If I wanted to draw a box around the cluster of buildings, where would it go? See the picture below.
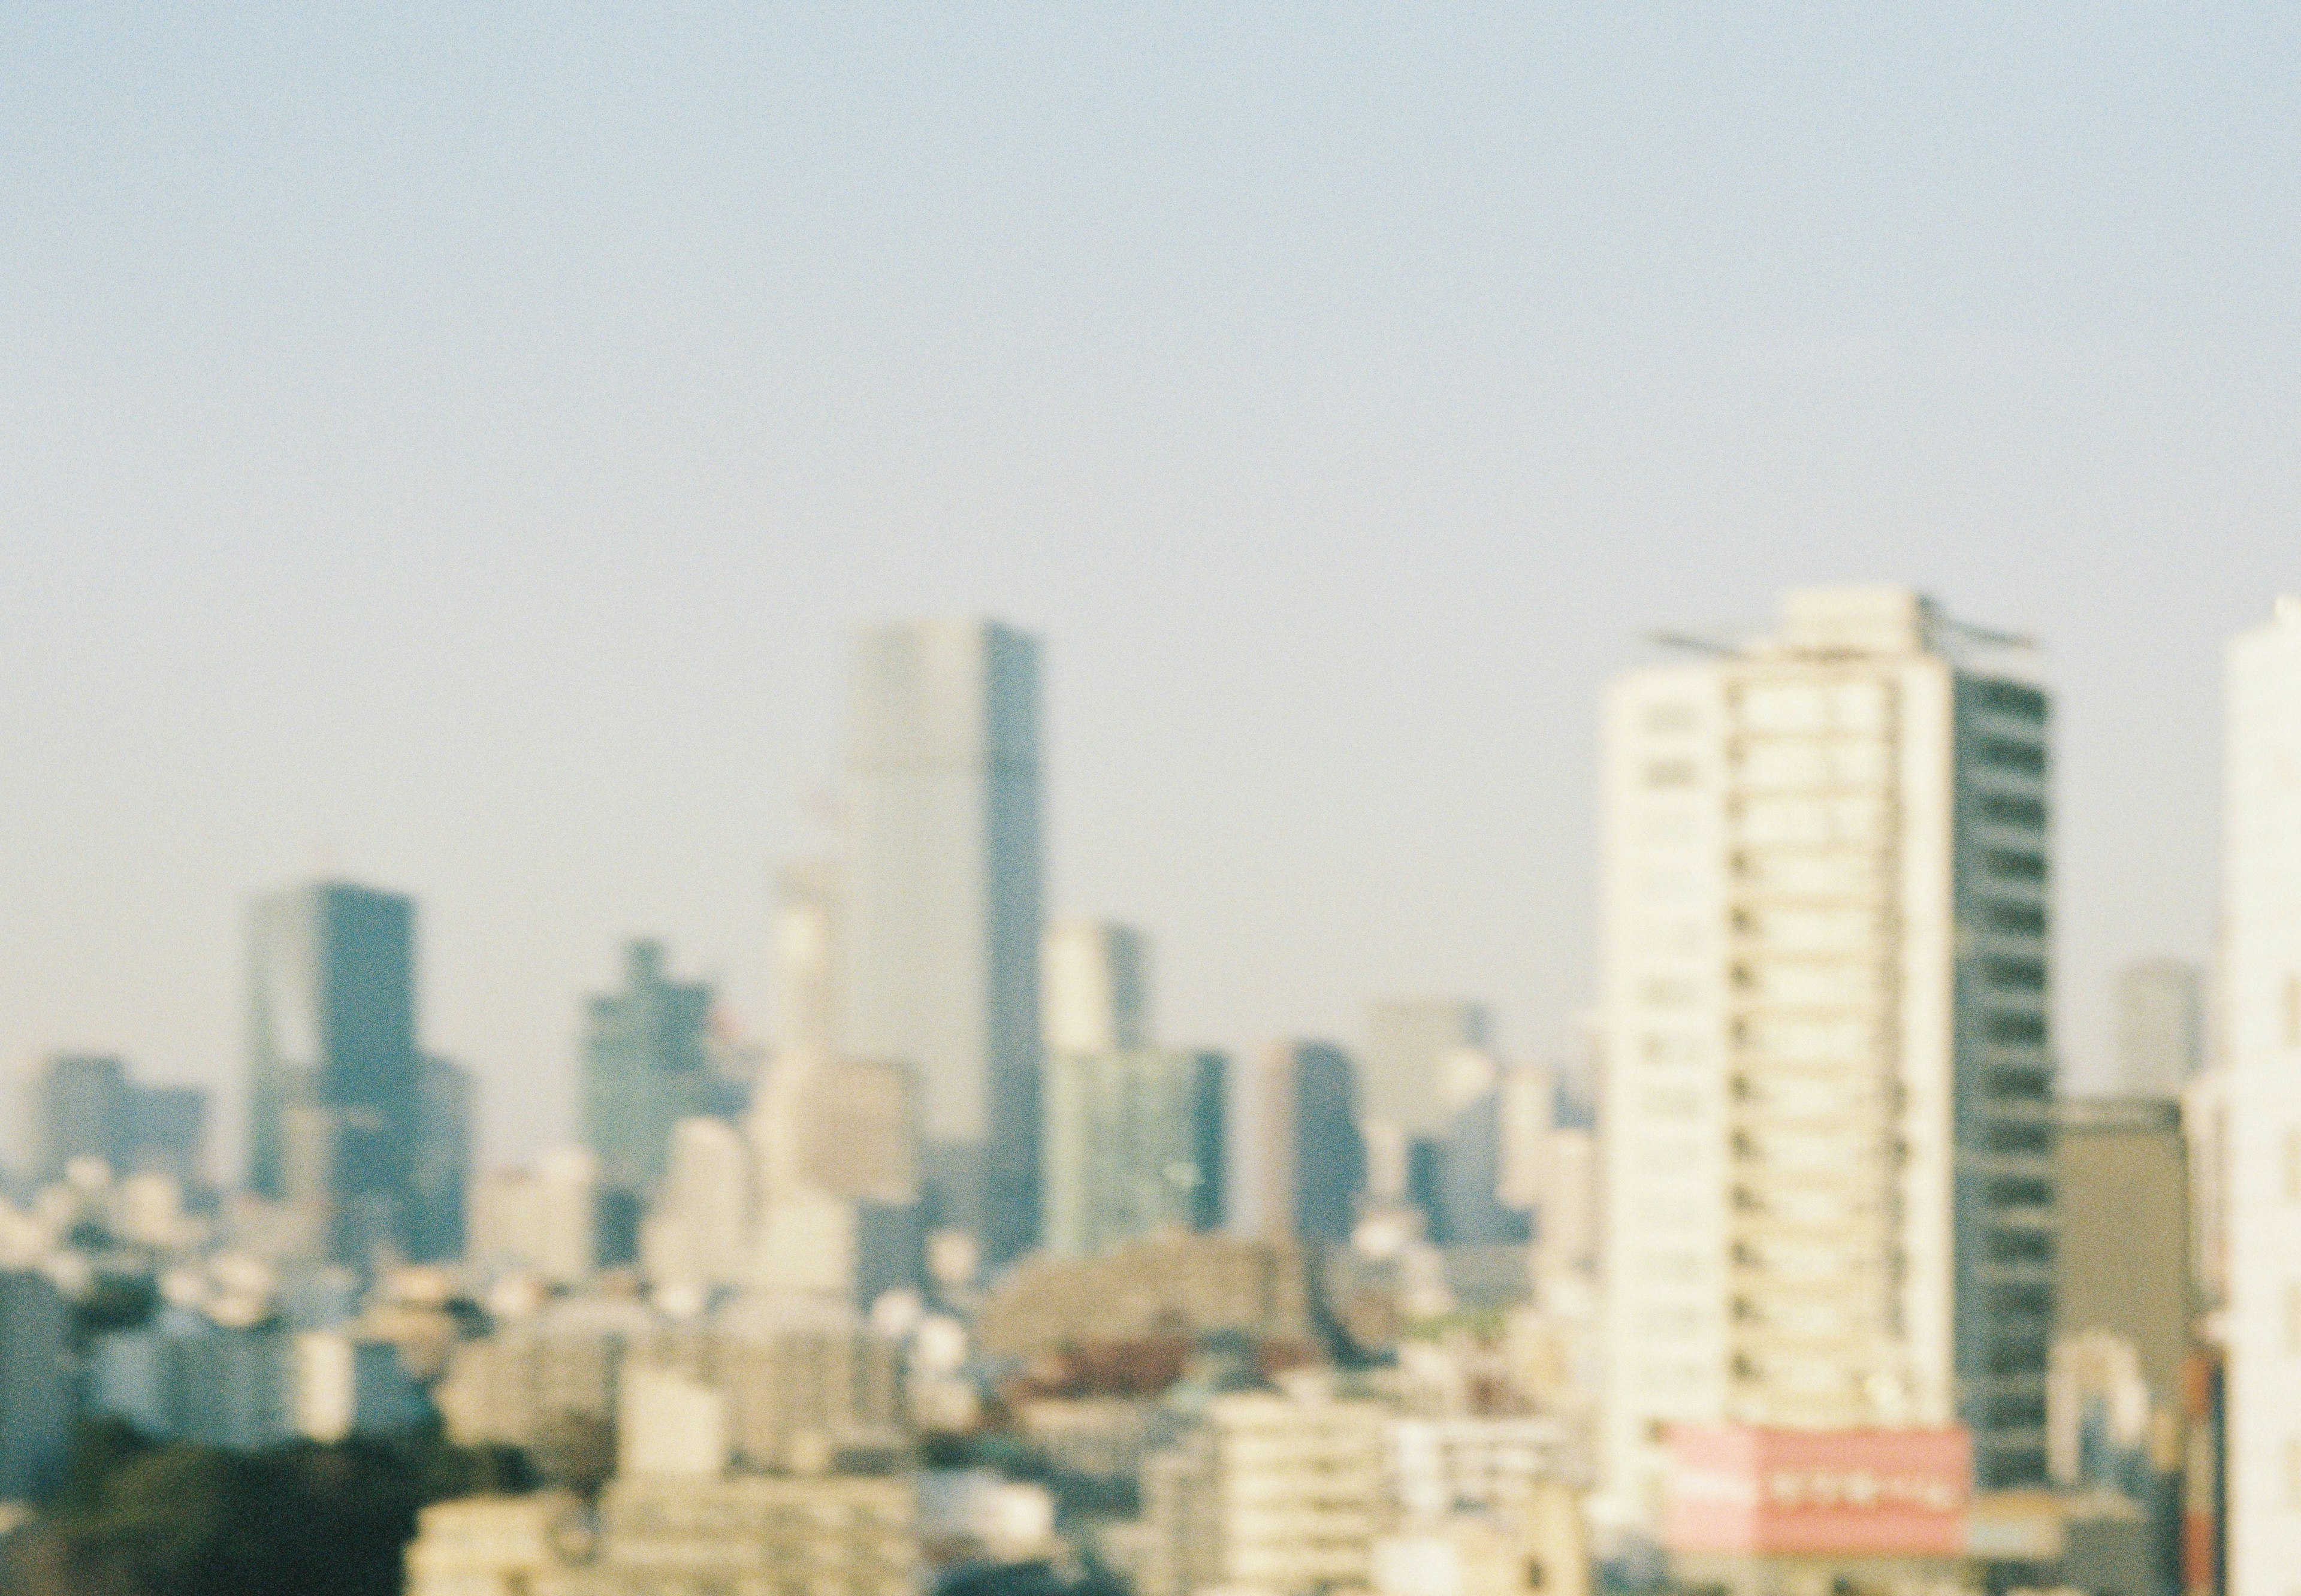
[6,589,2301,1596]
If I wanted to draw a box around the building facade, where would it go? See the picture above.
[1042,1047,1225,1257]
[1255,1040,1367,1246]
[579,941,730,1198]
[840,618,1044,1266]
[2223,596,2301,1592]
[1599,587,2056,1523]
[246,881,422,1263]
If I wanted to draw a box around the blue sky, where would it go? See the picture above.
[4,4,2297,1164]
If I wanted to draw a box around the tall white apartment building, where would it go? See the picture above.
[2223,597,2301,1593]
[1598,587,2054,1524]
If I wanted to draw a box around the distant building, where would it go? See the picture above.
[840,619,1044,1266]
[0,1271,72,1501]
[1426,1048,1535,1248]
[1043,920,1150,1056]
[1042,1047,1225,1258]
[407,1056,472,1264]
[2055,1097,2193,1411]
[2115,957,2205,1098]
[470,1146,600,1286]
[2221,596,2301,1585]
[1139,1392,1386,1596]
[974,1230,1314,1359]
[1254,1040,1365,1246]
[579,941,731,1198]
[1364,999,1493,1154]
[33,1053,131,1181]
[640,1117,751,1289]
[246,881,422,1264]
[126,1083,207,1185]
[90,1311,295,1451]
[1601,587,2056,1521]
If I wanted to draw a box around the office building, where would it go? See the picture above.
[2222,596,2301,1589]
[247,881,422,1263]
[975,1230,1315,1358]
[2055,1097,2192,1413]
[1043,1047,1225,1257]
[1139,1392,1387,1596]
[127,1083,207,1185]
[407,1056,471,1263]
[1043,920,1150,1056]
[1427,1050,1536,1249]
[1599,587,2056,1522]
[32,1052,131,1181]
[640,1116,752,1290]
[470,1147,601,1286]
[0,1270,72,1501]
[1253,1040,1366,1246]
[2115,957,2206,1099]
[1364,999,1493,1152]
[579,941,730,1197]
[840,619,1044,1265]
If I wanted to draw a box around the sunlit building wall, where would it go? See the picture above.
[1599,586,2055,1523]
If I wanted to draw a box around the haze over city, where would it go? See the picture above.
[7,7,2296,1166]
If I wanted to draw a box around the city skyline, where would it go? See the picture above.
[6,9,2297,1173]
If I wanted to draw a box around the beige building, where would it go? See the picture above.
[405,1476,917,1596]
[2052,1096,2192,1405]
[974,1229,1312,1358]
[1599,587,2056,1522]
[1139,1392,1387,1596]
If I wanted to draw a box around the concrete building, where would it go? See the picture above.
[639,1116,751,1290]
[2222,596,2301,1591]
[408,1055,471,1264]
[470,1146,600,1286]
[405,1475,917,1596]
[579,941,732,1199]
[1254,1039,1367,1246]
[841,619,1043,1266]
[1139,1391,1387,1596]
[2054,1097,2193,1411]
[2116,956,2206,1099]
[32,1052,132,1181]
[1366,999,1494,1144]
[0,1270,71,1503]
[1042,1047,1225,1258]
[246,881,422,1264]
[1043,919,1150,1057]
[126,1083,207,1186]
[1599,587,2057,1522]
[974,1229,1314,1359]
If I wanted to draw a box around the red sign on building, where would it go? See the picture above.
[1665,1425,1973,1556]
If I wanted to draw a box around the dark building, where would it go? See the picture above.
[581,941,732,1196]
[0,1270,73,1501]
[246,881,421,1264]
[34,1053,132,1180]
[1257,1041,1366,1247]
[128,1084,209,1185]
[408,1056,473,1262]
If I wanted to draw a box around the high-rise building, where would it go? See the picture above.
[580,941,729,1198]
[1043,1048,1226,1257]
[1043,920,1150,1057]
[2115,957,2206,1098]
[408,1056,472,1263]
[2221,596,2301,1588]
[1599,587,2056,1521]
[246,882,422,1264]
[127,1084,208,1186]
[1253,1041,1366,1246]
[1363,999,1492,1148]
[840,619,1043,1266]
[33,1052,132,1180]
[1426,1048,1536,1249]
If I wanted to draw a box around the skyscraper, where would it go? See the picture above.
[841,619,1043,1266]
[246,882,421,1263]
[2113,957,2205,1098]
[1363,999,1492,1140]
[1043,920,1149,1057]
[580,940,727,1198]
[1253,1041,1366,1247]
[1599,587,2055,1521]
[409,1056,473,1263]
[33,1053,132,1180]
[1043,1048,1227,1258]
[127,1084,208,1186]
[2221,596,2301,1586]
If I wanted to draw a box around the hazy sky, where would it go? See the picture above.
[5,5,2297,1170]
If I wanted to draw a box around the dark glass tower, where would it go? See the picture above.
[579,940,724,1198]
[246,882,419,1263]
